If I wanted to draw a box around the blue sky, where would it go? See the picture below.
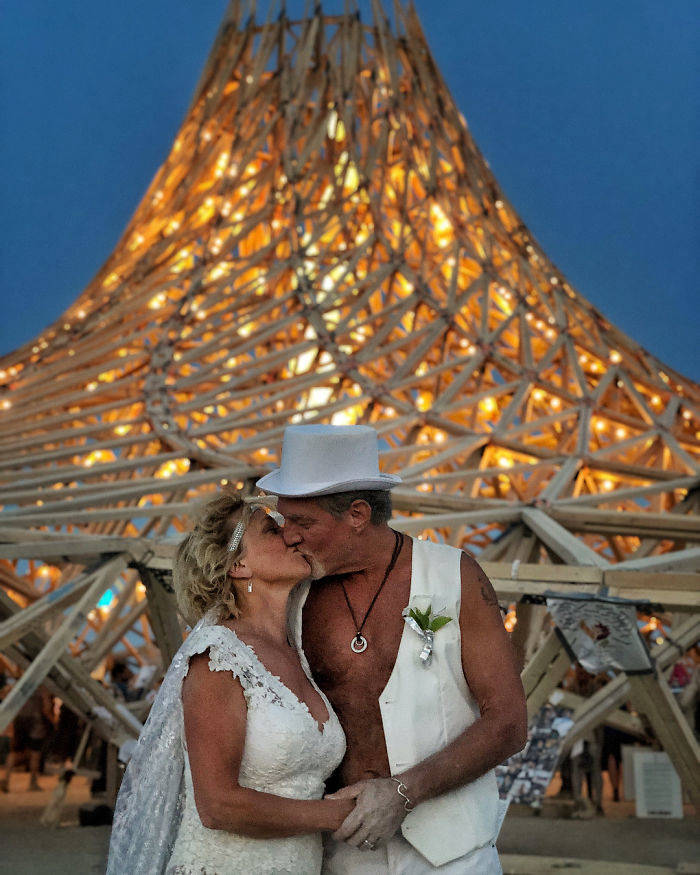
[1,0,697,377]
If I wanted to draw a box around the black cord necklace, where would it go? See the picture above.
[341,529,404,654]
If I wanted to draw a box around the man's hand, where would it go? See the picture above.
[326,778,408,848]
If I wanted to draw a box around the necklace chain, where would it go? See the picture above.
[340,529,403,653]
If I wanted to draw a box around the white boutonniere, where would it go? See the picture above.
[402,597,453,666]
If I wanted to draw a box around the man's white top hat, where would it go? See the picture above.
[256,424,402,496]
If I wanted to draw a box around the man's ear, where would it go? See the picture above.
[348,499,372,533]
[228,559,252,580]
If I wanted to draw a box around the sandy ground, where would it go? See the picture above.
[0,774,698,874]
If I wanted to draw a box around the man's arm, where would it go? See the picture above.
[330,553,527,847]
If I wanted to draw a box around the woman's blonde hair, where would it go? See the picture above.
[173,488,252,624]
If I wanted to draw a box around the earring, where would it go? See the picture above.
[247,581,253,593]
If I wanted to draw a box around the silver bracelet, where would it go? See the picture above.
[391,777,415,812]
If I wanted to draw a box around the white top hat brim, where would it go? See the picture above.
[256,469,402,497]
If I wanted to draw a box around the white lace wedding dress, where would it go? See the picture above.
[107,615,346,875]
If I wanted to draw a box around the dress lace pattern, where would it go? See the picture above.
[107,614,345,875]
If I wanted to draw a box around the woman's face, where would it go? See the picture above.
[235,509,311,584]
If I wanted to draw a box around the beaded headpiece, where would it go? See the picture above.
[227,493,282,555]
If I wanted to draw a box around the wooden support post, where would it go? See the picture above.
[627,671,700,811]
[138,565,183,667]
[105,742,121,809]
[521,630,571,721]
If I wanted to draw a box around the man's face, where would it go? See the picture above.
[276,497,354,579]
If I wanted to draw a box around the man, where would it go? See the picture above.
[257,424,527,873]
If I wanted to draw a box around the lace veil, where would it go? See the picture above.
[106,610,218,875]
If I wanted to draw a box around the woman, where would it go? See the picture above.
[107,490,350,874]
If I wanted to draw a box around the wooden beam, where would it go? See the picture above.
[521,631,571,720]
[0,553,130,734]
[0,570,93,651]
[550,507,700,542]
[138,565,183,667]
[615,547,700,573]
[627,672,700,810]
[522,508,610,568]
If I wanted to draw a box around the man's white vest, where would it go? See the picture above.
[288,535,502,868]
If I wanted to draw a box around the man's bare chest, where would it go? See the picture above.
[302,574,411,702]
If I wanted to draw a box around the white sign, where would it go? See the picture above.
[633,750,683,818]
[547,596,653,673]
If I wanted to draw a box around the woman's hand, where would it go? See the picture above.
[322,794,356,832]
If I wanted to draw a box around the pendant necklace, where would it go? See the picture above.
[341,529,404,654]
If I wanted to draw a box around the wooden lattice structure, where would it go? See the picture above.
[0,0,698,810]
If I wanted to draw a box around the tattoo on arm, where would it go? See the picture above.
[462,551,502,612]
[480,583,500,609]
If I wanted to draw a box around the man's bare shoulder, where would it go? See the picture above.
[459,551,501,613]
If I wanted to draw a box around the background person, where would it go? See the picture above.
[0,687,54,793]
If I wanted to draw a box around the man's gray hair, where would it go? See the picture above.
[314,489,393,525]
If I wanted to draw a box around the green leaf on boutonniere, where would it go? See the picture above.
[429,615,452,632]
[409,607,429,630]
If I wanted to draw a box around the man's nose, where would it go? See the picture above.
[282,526,302,546]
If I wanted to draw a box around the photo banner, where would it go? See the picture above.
[546,594,653,674]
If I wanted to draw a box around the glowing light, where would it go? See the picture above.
[430,203,453,248]
[609,350,622,363]
[497,455,514,468]
[98,589,114,608]
[102,272,120,290]
[594,419,606,432]
[601,479,614,491]
[550,397,562,410]
[615,427,627,439]
[114,424,131,436]
[83,449,115,467]
[331,409,358,426]
[149,292,167,310]
[86,382,98,392]
[651,395,662,407]
[155,458,190,479]
[416,392,432,412]
[1,400,11,410]
[479,397,497,415]
[682,410,692,420]
[532,389,545,402]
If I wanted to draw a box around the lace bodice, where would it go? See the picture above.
[165,624,346,875]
